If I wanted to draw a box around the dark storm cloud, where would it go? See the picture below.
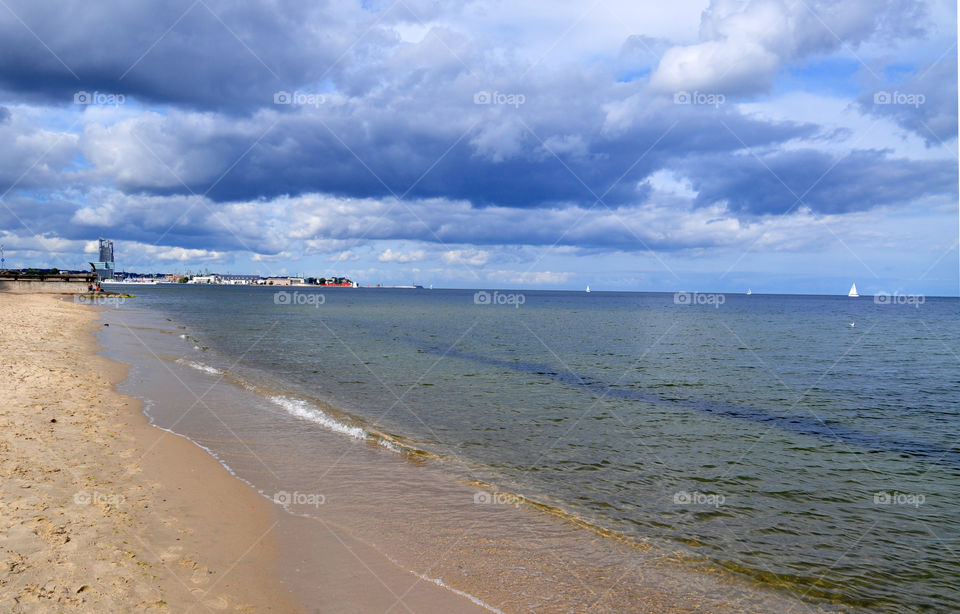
[0,0,363,111]
[685,149,957,215]
[857,58,958,146]
[2,190,288,256]
[0,195,76,235]
[0,111,78,192]
[80,96,817,211]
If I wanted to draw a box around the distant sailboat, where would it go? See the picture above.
[848,283,859,298]
[585,285,591,293]
[746,288,752,295]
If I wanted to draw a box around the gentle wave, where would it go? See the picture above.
[175,358,224,376]
[169,354,415,456]
[269,395,368,440]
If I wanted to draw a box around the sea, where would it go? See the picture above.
[96,286,959,612]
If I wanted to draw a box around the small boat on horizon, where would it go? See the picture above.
[585,285,591,293]
[848,283,859,298]
[746,288,752,295]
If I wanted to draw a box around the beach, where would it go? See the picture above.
[0,292,298,611]
[0,293,524,613]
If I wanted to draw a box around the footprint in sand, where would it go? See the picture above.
[202,594,230,610]
[159,545,182,564]
[190,566,213,585]
[5,551,27,574]
[32,519,70,545]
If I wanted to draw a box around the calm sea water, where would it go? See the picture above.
[104,286,959,611]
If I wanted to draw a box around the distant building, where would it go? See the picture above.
[188,275,218,284]
[265,277,292,286]
[92,238,115,280]
[219,274,260,285]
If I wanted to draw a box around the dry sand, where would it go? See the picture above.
[0,293,298,612]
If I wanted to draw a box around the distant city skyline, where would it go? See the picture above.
[0,1,956,295]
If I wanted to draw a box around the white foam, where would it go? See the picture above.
[412,573,505,614]
[175,358,223,376]
[379,553,505,614]
[269,395,368,440]
[378,439,401,453]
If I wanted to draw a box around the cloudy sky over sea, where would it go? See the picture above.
[0,0,956,293]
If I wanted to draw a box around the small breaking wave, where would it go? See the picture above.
[265,394,426,457]
[269,395,368,440]
[175,358,224,376]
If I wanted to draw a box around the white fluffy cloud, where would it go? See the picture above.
[442,249,490,266]
[650,0,899,94]
[145,246,225,262]
[483,269,572,285]
[379,248,426,263]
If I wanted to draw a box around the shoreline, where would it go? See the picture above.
[96,295,821,613]
[1,292,502,613]
[0,293,298,611]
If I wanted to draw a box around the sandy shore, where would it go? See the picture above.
[0,293,298,612]
[0,291,814,613]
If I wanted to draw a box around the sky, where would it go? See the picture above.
[0,0,957,295]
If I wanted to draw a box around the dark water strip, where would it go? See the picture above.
[424,345,960,467]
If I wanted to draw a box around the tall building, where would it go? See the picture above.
[98,238,114,263]
[93,238,115,280]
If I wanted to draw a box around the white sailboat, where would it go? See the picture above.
[585,285,591,293]
[746,288,752,295]
[848,283,859,298]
